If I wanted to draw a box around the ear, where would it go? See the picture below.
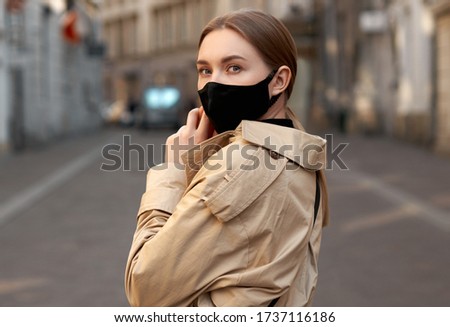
[270,65,291,97]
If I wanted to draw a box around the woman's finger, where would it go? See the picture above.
[195,108,214,143]
[185,108,200,132]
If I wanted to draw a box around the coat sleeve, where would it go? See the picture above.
[124,162,248,307]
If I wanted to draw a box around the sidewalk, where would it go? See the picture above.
[328,131,450,220]
[0,129,120,227]
[0,127,449,306]
[0,127,167,306]
[314,131,450,306]
[330,134,450,227]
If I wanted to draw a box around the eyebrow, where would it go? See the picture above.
[196,55,247,66]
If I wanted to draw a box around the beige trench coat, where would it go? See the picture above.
[125,119,329,306]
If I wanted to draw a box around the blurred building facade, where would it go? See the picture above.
[99,0,450,154]
[0,0,104,153]
[429,0,450,153]
[314,0,450,154]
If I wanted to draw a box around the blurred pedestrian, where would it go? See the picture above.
[125,9,329,307]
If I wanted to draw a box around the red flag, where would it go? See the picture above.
[61,10,81,44]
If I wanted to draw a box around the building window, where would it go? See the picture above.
[118,20,124,58]
[151,0,218,52]
[153,6,173,50]
[123,15,137,57]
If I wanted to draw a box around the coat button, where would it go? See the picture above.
[269,150,281,159]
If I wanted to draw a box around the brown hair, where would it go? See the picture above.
[199,9,298,98]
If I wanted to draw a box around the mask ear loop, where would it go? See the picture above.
[268,67,282,107]
[269,93,281,107]
[267,68,279,80]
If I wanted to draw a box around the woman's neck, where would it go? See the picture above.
[259,94,287,120]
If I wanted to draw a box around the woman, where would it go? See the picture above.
[125,9,329,307]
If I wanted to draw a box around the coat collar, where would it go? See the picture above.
[181,119,327,184]
[239,120,327,170]
[181,130,235,185]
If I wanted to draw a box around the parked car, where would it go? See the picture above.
[138,85,185,129]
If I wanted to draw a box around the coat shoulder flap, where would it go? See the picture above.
[203,142,288,223]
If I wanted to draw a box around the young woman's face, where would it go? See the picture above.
[196,28,272,90]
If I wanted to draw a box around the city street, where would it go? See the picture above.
[0,126,449,306]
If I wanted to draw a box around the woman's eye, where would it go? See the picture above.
[198,68,211,76]
[227,65,241,73]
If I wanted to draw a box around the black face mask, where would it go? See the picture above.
[198,69,281,133]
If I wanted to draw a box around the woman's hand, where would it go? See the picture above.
[165,107,215,163]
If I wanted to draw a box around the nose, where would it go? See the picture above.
[209,71,224,84]
[198,71,225,90]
